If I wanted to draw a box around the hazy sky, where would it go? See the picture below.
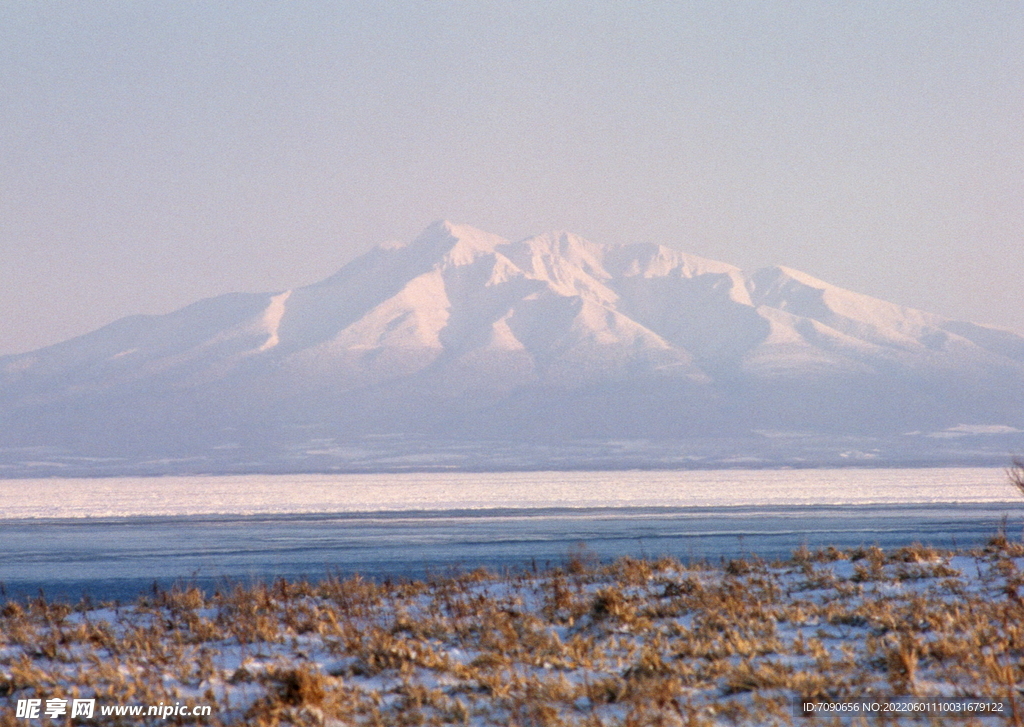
[2,1,1022,356]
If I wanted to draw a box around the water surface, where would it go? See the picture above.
[0,468,1017,600]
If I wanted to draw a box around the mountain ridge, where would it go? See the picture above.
[2,221,1022,473]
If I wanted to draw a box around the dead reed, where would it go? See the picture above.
[2,540,1023,725]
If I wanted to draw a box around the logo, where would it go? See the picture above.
[16,699,95,719]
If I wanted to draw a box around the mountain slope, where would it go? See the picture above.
[2,221,1022,468]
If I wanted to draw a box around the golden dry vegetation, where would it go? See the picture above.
[3,539,1024,726]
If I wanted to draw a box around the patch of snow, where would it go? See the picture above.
[927,424,1024,438]
[258,290,292,351]
[486,313,526,351]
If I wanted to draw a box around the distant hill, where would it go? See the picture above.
[2,221,1022,475]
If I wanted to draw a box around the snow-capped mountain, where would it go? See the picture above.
[2,221,1023,472]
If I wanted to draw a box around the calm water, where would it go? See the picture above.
[0,501,1017,601]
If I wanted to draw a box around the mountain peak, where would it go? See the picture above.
[410,220,507,266]
[510,230,608,277]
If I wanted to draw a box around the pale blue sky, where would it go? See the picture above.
[2,1,1022,355]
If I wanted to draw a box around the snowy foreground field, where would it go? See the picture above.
[4,539,1024,726]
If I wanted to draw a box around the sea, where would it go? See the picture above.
[0,468,1019,601]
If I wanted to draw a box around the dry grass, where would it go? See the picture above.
[2,540,1024,725]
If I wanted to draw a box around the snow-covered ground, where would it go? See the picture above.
[3,542,1022,726]
[0,467,1015,519]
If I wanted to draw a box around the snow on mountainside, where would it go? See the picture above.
[1,221,1023,467]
